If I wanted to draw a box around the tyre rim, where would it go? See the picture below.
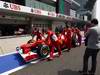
[42,49,48,55]
[41,45,49,55]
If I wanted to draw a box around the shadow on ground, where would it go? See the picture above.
[58,69,81,75]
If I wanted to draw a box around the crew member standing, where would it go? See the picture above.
[66,27,72,51]
[36,29,43,41]
[46,28,61,60]
[79,19,100,75]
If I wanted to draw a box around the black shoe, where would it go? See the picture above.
[78,70,88,75]
[78,70,84,73]
[88,71,95,75]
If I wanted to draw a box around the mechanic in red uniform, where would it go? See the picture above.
[71,27,76,47]
[57,32,66,51]
[56,33,63,56]
[32,28,37,39]
[46,27,61,60]
[61,27,68,49]
[66,27,72,51]
[36,29,43,41]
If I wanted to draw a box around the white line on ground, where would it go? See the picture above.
[0,52,59,75]
[0,52,16,57]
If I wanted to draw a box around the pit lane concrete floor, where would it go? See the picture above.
[10,45,100,75]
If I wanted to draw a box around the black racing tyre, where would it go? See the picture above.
[37,44,50,58]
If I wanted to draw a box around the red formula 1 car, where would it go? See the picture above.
[16,31,79,62]
[16,38,50,62]
[16,33,63,62]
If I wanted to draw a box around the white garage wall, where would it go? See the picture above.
[92,0,100,26]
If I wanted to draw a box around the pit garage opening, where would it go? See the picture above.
[0,14,30,36]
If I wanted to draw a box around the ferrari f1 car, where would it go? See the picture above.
[16,32,79,62]
[16,38,50,62]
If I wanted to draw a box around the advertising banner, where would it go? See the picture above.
[0,1,74,21]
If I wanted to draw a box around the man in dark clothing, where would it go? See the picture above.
[79,19,100,75]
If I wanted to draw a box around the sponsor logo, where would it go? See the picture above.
[10,3,20,11]
[3,2,9,8]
